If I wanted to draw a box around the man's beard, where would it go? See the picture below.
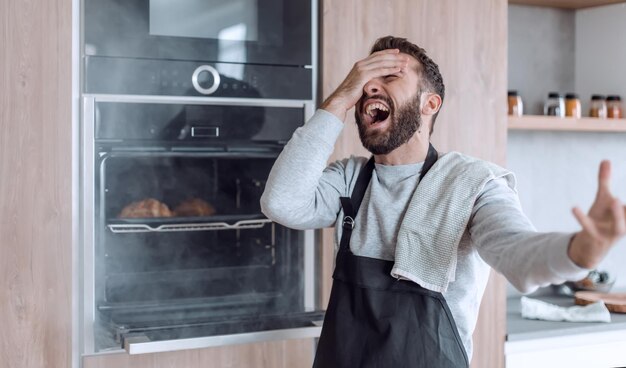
[355,94,422,155]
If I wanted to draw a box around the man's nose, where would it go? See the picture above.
[363,78,382,96]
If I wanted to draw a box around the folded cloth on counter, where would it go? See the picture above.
[521,296,611,323]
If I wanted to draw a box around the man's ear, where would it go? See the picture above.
[421,93,442,117]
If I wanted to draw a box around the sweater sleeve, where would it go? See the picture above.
[469,177,590,294]
[260,109,348,230]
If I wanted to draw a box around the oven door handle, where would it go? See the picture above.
[123,325,323,355]
[191,126,219,138]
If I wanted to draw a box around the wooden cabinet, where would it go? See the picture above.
[0,1,73,368]
[83,340,315,368]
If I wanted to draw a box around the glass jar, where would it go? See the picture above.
[589,95,607,118]
[606,95,623,119]
[565,93,581,118]
[508,90,523,116]
[544,92,565,117]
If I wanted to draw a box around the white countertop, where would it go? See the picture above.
[507,294,626,342]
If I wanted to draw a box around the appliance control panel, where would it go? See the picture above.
[85,56,311,100]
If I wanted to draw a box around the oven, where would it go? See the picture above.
[80,0,320,354]
[81,95,323,354]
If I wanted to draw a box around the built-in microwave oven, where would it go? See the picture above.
[83,0,313,99]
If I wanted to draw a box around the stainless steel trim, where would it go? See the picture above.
[124,326,323,355]
[72,0,81,366]
[191,65,221,95]
[303,230,316,312]
[108,219,273,233]
[311,0,318,107]
[82,94,311,108]
[81,96,96,355]
[304,101,315,121]
[102,151,278,158]
[304,2,318,314]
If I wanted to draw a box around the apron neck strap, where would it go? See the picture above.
[420,143,438,182]
[338,143,438,253]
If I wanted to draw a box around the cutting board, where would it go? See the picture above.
[574,291,626,313]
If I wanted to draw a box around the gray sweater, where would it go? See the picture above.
[260,109,588,359]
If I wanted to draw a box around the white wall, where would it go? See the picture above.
[507,3,626,295]
[508,131,626,294]
[508,5,575,115]
[576,3,626,114]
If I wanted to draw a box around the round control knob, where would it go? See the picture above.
[191,65,221,95]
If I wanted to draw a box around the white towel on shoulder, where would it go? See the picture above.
[391,152,515,293]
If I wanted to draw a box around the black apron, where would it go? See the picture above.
[313,144,469,368]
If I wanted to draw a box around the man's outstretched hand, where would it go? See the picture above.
[569,160,626,269]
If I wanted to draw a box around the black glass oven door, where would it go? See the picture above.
[84,0,311,67]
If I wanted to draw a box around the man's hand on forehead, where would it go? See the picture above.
[320,49,408,121]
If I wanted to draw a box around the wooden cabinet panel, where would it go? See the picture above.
[82,340,314,368]
[0,1,73,368]
[320,0,507,161]
[320,1,507,367]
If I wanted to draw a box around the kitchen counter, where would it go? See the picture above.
[505,292,626,368]
[507,293,626,341]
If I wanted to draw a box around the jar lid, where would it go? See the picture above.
[565,93,579,99]
[548,92,562,98]
[607,95,622,101]
[508,90,519,96]
[591,94,606,100]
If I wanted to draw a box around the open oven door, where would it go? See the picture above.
[121,311,324,354]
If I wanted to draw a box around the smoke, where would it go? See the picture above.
[93,153,308,351]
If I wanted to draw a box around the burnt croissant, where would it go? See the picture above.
[173,198,216,217]
[118,198,173,218]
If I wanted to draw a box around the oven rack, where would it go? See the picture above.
[107,215,272,233]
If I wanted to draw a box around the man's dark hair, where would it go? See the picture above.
[370,36,445,134]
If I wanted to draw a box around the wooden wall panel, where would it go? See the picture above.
[320,1,507,367]
[83,340,314,368]
[0,0,73,368]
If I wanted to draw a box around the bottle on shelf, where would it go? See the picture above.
[606,95,623,119]
[589,95,607,118]
[565,93,581,118]
[544,92,565,117]
[508,90,524,116]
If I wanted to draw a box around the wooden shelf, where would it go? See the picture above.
[509,0,626,9]
[508,115,626,132]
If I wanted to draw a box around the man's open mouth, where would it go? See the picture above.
[362,101,391,125]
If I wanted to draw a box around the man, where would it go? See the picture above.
[260,36,625,367]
